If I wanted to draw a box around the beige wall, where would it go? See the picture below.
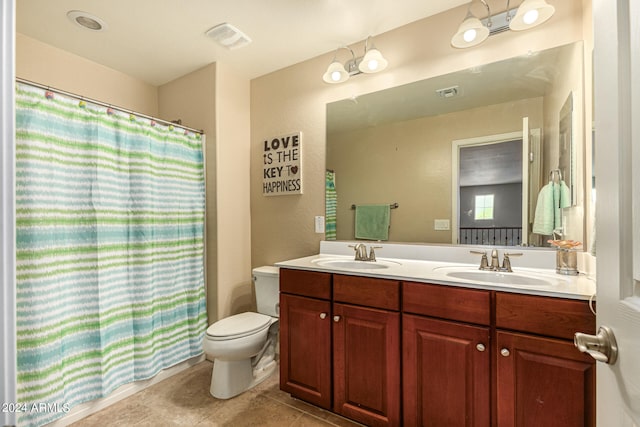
[214,63,252,318]
[157,64,219,323]
[250,0,586,267]
[327,98,543,243]
[16,34,158,116]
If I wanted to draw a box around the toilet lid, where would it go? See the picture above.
[206,312,272,340]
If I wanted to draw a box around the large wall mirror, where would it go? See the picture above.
[326,41,588,249]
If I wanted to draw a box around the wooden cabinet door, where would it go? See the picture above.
[279,293,332,409]
[333,303,401,427]
[403,314,490,427]
[496,331,596,427]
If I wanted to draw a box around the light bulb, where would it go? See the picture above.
[523,9,539,25]
[366,59,379,71]
[331,71,342,82]
[463,28,477,43]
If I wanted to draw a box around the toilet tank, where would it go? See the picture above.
[253,266,280,317]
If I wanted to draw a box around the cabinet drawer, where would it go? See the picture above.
[402,281,491,325]
[496,292,595,340]
[333,274,400,311]
[280,268,331,300]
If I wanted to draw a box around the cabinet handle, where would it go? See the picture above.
[319,312,327,319]
[476,343,486,352]
[333,315,341,322]
[500,348,511,357]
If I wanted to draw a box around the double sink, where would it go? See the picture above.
[311,256,555,289]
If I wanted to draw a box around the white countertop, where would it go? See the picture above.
[275,241,597,301]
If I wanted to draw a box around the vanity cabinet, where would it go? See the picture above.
[279,269,332,409]
[495,292,596,427]
[280,269,595,427]
[402,282,491,426]
[280,269,401,426]
[332,275,401,427]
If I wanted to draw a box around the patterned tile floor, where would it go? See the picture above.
[70,361,363,427]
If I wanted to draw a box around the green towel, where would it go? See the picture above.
[355,204,390,241]
[532,182,554,235]
[533,181,571,235]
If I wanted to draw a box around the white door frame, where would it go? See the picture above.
[1,0,17,426]
[451,127,529,246]
[594,0,640,424]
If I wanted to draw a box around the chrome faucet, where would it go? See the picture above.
[348,243,382,261]
[490,249,501,270]
[470,249,523,272]
[350,243,369,261]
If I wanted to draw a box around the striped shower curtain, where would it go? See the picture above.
[14,83,207,426]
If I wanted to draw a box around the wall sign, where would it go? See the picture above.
[262,132,302,196]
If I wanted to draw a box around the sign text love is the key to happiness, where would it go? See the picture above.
[262,132,302,195]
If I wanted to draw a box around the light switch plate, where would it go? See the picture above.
[315,216,325,233]
[434,219,450,231]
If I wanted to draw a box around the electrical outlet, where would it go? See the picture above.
[315,216,325,233]
[434,219,450,231]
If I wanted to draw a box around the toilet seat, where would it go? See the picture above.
[206,312,272,341]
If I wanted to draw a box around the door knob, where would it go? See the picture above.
[574,325,618,365]
[333,315,341,322]
[319,312,327,319]
[476,343,486,352]
[500,348,510,357]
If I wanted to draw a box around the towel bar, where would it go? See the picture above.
[351,203,398,210]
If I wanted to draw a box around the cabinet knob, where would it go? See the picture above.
[500,348,511,357]
[476,343,486,352]
[333,315,341,322]
[319,312,327,319]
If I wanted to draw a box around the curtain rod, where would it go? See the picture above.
[16,78,204,135]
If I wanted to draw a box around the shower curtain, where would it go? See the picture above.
[14,83,207,427]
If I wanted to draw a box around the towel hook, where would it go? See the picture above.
[549,169,562,183]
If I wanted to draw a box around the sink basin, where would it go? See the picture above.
[312,258,401,270]
[445,270,552,287]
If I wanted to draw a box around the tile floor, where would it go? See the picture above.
[70,361,364,427]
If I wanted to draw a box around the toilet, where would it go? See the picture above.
[203,266,280,399]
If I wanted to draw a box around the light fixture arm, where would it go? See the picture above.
[505,0,512,22]
[479,0,492,28]
[332,46,356,64]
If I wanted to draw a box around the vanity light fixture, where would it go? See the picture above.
[451,0,555,49]
[451,2,490,48]
[509,0,556,30]
[322,36,388,84]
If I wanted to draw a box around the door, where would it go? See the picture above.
[279,293,332,409]
[451,119,535,247]
[403,314,490,427]
[333,303,401,427]
[590,0,640,424]
[497,331,595,427]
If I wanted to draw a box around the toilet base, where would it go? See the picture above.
[209,358,277,399]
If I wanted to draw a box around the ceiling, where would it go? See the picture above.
[16,0,467,86]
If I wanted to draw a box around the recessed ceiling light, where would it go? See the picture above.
[67,10,108,32]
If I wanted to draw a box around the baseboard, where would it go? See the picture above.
[47,354,206,426]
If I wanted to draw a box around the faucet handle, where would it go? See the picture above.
[501,252,523,272]
[470,250,489,270]
[369,246,383,261]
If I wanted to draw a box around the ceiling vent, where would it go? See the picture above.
[436,86,461,99]
[206,23,252,50]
